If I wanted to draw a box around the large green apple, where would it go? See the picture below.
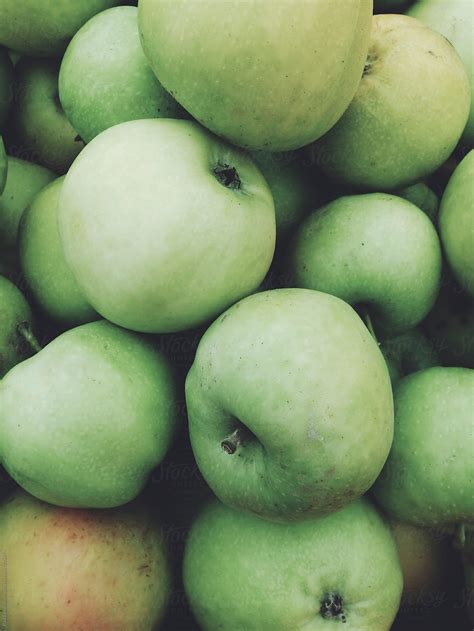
[439,151,474,297]
[0,320,179,507]
[0,46,13,128]
[59,118,276,334]
[184,498,402,630]
[287,193,442,337]
[250,150,320,240]
[0,274,35,377]
[373,367,474,529]
[19,177,97,326]
[381,329,438,383]
[0,1,125,57]
[186,288,394,523]
[408,0,474,148]
[312,14,470,190]
[0,490,171,629]
[59,6,182,144]
[0,156,55,262]
[138,0,373,151]
[7,57,84,173]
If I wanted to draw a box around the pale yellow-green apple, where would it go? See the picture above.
[390,520,454,610]
[250,150,320,239]
[423,279,474,369]
[19,177,97,326]
[397,182,439,223]
[0,156,54,264]
[0,0,125,57]
[408,0,474,147]
[0,46,13,127]
[0,490,171,630]
[0,135,6,193]
[59,118,276,334]
[381,329,438,383]
[287,193,442,337]
[373,367,474,529]
[138,0,373,151]
[0,320,179,507]
[184,498,402,630]
[186,288,394,523]
[59,6,182,144]
[312,14,470,190]
[439,151,474,297]
[0,275,35,377]
[7,57,84,173]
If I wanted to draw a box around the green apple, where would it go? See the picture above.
[59,118,276,334]
[287,193,442,337]
[381,328,438,382]
[0,490,171,629]
[7,57,85,173]
[312,14,470,190]
[408,0,474,148]
[59,6,182,144]
[0,156,55,262]
[184,498,402,630]
[373,367,474,529]
[0,320,179,507]
[397,182,439,223]
[439,151,474,297]
[250,150,320,239]
[0,1,124,57]
[423,279,474,369]
[0,45,13,127]
[0,135,6,193]
[19,177,97,326]
[138,0,372,151]
[186,288,394,523]
[0,274,35,377]
[390,520,454,609]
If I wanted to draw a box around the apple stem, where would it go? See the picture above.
[17,321,42,354]
[362,309,379,345]
[221,428,244,454]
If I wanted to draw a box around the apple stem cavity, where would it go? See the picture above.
[213,164,241,190]
[320,592,347,623]
[17,321,42,354]
[221,427,246,454]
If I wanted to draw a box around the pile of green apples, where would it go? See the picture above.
[0,0,473,629]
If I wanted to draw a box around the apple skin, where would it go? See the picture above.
[0,320,179,508]
[0,0,125,57]
[0,490,171,630]
[397,182,439,223]
[138,0,373,151]
[19,177,97,326]
[59,6,182,144]
[408,0,474,148]
[249,150,320,240]
[0,156,55,262]
[0,135,6,193]
[373,367,474,530]
[287,193,442,337]
[311,14,470,190]
[0,46,13,127]
[6,57,85,174]
[59,118,276,334]
[0,274,35,377]
[390,520,454,611]
[184,498,402,630]
[439,151,474,298]
[186,288,394,523]
[381,328,438,383]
